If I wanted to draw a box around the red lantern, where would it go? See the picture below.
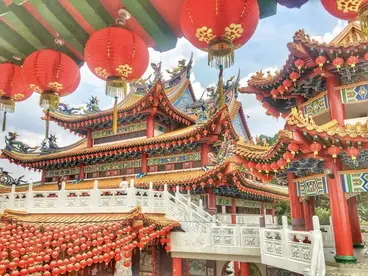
[85,27,149,99]
[320,0,359,21]
[22,49,80,110]
[270,89,278,98]
[294,59,305,72]
[332,57,344,71]
[289,72,300,83]
[180,0,260,68]
[287,143,299,155]
[327,145,341,160]
[283,151,294,163]
[347,147,360,160]
[315,56,327,68]
[270,162,280,172]
[283,79,292,90]
[256,163,263,172]
[262,101,270,109]
[256,94,264,101]
[277,85,286,96]
[347,56,359,68]
[310,142,322,157]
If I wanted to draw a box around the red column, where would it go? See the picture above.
[325,159,356,263]
[326,75,345,126]
[147,115,155,138]
[287,172,305,230]
[206,188,216,215]
[141,153,148,173]
[347,196,364,248]
[41,169,46,183]
[172,258,182,276]
[201,143,209,167]
[296,96,304,111]
[231,198,237,224]
[234,261,239,276]
[79,163,85,179]
[87,129,93,147]
[303,199,312,231]
[260,202,265,216]
[239,262,250,276]
[308,197,315,217]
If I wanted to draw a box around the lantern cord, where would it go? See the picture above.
[217,65,224,108]
[112,96,118,134]
[45,109,50,140]
[2,112,6,132]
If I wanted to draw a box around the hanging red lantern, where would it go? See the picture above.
[287,143,300,155]
[327,145,341,161]
[294,59,305,72]
[256,94,264,101]
[270,162,280,172]
[347,147,360,160]
[310,142,322,157]
[262,101,270,109]
[22,49,80,110]
[277,158,287,169]
[289,72,300,83]
[347,56,359,68]
[180,0,260,68]
[248,162,256,171]
[332,57,344,71]
[320,0,359,21]
[283,151,294,163]
[315,56,327,68]
[277,85,286,97]
[262,163,271,173]
[283,79,292,90]
[270,89,278,98]
[85,27,149,99]
[0,63,33,131]
[256,163,263,172]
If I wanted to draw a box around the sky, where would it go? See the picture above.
[0,0,347,182]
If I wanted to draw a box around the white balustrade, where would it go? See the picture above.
[320,217,335,248]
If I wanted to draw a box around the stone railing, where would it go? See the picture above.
[320,217,335,248]
[217,213,276,226]
[259,216,325,276]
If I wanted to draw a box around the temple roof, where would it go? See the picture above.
[1,106,239,169]
[1,207,180,227]
[239,22,368,115]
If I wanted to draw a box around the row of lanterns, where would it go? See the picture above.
[0,220,175,275]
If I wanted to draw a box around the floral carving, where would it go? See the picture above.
[336,0,362,13]
[116,64,133,77]
[95,67,109,79]
[224,23,244,41]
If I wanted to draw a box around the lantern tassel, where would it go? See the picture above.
[208,38,234,69]
[106,77,128,99]
[45,109,50,140]
[2,112,6,132]
[217,65,225,108]
[112,96,118,134]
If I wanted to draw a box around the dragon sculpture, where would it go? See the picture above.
[208,136,235,165]
[0,171,27,186]
[58,96,100,115]
[5,132,39,153]
[166,59,186,77]
[40,134,59,152]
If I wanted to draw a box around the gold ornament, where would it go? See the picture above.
[116,64,133,77]
[47,82,63,92]
[224,23,244,41]
[196,26,215,43]
[95,67,109,79]
[336,0,361,13]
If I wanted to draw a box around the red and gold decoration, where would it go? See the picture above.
[310,141,322,157]
[0,63,33,131]
[282,151,294,163]
[289,72,300,84]
[315,55,327,68]
[332,57,344,71]
[294,59,305,72]
[287,143,299,155]
[327,145,341,161]
[346,147,360,161]
[22,49,80,111]
[84,27,149,99]
[180,0,260,68]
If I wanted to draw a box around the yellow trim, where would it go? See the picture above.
[338,169,368,175]
[293,173,326,183]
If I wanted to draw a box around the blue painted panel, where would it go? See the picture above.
[232,112,248,140]
[173,88,194,112]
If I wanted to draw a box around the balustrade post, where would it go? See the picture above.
[128,179,136,208]
[89,180,99,208]
[199,199,203,209]
[311,216,325,275]
[274,216,278,227]
[187,190,191,205]
[235,224,240,247]
[163,184,169,212]
[149,182,153,212]
[25,181,33,209]
[282,216,291,260]
[8,184,15,209]
[175,185,180,198]
[58,180,67,208]
[329,216,335,242]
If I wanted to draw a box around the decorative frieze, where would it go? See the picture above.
[341,170,368,193]
[84,160,141,173]
[295,175,328,197]
[147,152,201,166]
[92,123,147,139]
[216,196,232,206]
[302,91,329,117]
[341,84,368,103]
[264,203,272,209]
[45,167,80,178]
[236,199,261,208]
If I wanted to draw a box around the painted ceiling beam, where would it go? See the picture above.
[120,0,177,52]
[29,0,89,55]
[258,0,277,19]
[69,0,113,30]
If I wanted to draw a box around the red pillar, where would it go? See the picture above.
[206,188,216,214]
[234,261,239,276]
[79,163,85,179]
[147,115,155,138]
[141,153,148,173]
[260,202,265,216]
[326,75,345,126]
[201,143,209,166]
[303,199,312,231]
[172,258,182,276]
[287,172,305,230]
[87,129,93,147]
[325,159,356,263]
[308,197,315,217]
[231,198,237,224]
[296,96,304,110]
[239,262,250,276]
[41,169,46,183]
[347,196,364,248]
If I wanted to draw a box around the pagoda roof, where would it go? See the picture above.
[2,106,239,169]
[239,22,368,115]
[48,79,195,132]
[1,207,179,228]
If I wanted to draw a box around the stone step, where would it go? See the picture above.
[326,264,368,276]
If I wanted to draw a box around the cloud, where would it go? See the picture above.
[311,20,348,43]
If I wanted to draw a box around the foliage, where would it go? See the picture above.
[315,208,331,225]
[274,200,291,225]
[258,134,279,146]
